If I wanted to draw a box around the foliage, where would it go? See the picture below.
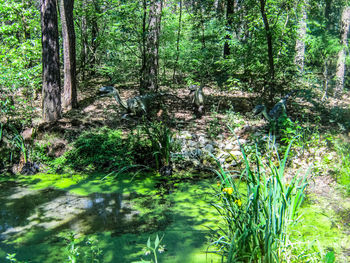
[141,121,178,170]
[48,125,178,173]
[0,122,30,170]
[209,139,308,262]
[0,0,41,125]
[61,127,141,172]
[133,234,166,263]
[6,253,26,263]
[64,232,102,263]
[334,139,350,195]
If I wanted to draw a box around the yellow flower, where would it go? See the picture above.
[217,181,221,187]
[223,187,233,195]
[234,199,242,207]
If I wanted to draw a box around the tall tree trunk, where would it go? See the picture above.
[294,2,307,73]
[80,0,88,81]
[172,0,182,83]
[223,0,234,58]
[140,0,163,94]
[140,0,147,89]
[259,0,275,101]
[335,7,350,96]
[59,0,77,110]
[40,0,61,122]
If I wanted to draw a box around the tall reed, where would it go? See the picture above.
[210,139,308,262]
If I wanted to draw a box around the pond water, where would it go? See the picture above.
[0,175,222,263]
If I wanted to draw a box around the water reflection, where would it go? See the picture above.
[0,182,130,240]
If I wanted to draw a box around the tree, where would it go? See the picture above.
[41,0,61,122]
[295,1,308,73]
[140,0,163,94]
[223,0,234,57]
[335,6,350,96]
[259,0,275,101]
[59,0,77,110]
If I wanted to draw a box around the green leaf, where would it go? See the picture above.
[324,251,335,263]
[147,237,151,248]
[155,234,160,248]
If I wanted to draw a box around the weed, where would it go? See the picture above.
[133,234,166,263]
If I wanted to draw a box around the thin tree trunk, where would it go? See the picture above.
[223,0,234,58]
[140,0,147,89]
[294,3,307,73]
[259,0,274,80]
[172,0,182,83]
[259,0,275,101]
[335,7,350,96]
[60,0,77,109]
[80,0,88,81]
[40,0,61,122]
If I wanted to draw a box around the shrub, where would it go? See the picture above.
[64,127,134,171]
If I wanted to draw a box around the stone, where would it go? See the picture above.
[224,143,234,151]
[188,140,197,147]
[198,135,208,145]
[204,144,215,153]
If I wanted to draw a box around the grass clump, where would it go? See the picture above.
[209,139,308,262]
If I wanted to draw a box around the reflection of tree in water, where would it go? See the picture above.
[0,182,168,240]
[85,193,124,229]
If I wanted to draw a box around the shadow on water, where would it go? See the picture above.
[0,177,221,263]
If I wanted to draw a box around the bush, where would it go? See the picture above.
[64,127,134,171]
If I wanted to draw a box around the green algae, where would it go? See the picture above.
[0,173,222,263]
[18,172,159,196]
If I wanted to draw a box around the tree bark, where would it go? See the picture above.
[172,0,182,83]
[259,0,274,80]
[294,2,307,73]
[40,0,61,122]
[80,0,88,81]
[223,0,234,58]
[140,0,163,94]
[335,7,350,96]
[259,0,275,102]
[59,0,77,110]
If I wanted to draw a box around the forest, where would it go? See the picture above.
[0,0,350,262]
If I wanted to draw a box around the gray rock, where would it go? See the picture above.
[224,143,234,151]
[204,144,215,153]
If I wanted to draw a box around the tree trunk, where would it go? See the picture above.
[140,0,163,94]
[259,0,274,80]
[223,0,234,58]
[172,0,182,83]
[335,7,350,96]
[294,2,307,73]
[80,0,88,81]
[40,0,61,122]
[259,0,275,101]
[59,0,77,110]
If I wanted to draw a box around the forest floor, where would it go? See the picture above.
[25,79,350,261]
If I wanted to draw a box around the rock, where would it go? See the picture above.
[192,159,200,166]
[179,131,192,140]
[229,150,242,157]
[21,128,34,141]
[198,135,208,145]
[237,139,247,145]
[188,140,198,147]
[20,162,40,175]
[204,144,215,153]
[224,143,234,151]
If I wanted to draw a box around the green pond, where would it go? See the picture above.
[0,173,349,262]
[0,173,222,263]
